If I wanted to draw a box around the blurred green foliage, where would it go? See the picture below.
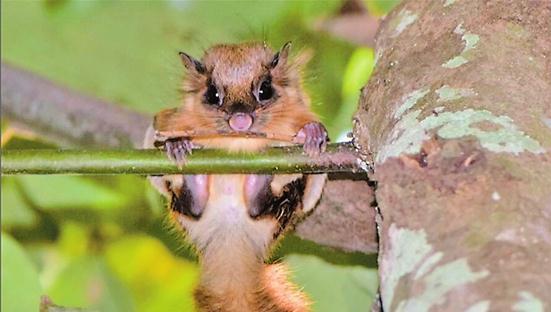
[1,233,43,312]
[1,1,398,311]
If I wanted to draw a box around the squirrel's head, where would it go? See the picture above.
[178,42,311,134]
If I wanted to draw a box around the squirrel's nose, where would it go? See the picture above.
[228,113,253,131]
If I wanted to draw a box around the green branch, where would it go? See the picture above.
[1,143,365,175]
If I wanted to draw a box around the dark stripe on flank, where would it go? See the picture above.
[253,176,306,238]
[170,178,201,219]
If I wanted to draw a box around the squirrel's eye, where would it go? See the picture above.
[204,84,221,106]
[258,80,274,102]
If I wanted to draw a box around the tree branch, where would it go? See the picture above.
[1,144,361,175]
[1,62,148,148]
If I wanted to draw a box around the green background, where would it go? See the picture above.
[1,1,398,311]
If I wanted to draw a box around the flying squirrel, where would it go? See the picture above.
[143,42,328,312]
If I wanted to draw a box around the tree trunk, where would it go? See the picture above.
[354,0,551,310]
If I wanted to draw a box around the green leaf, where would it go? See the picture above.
[145,182,165,217]
[46,256,134,312]
[17,176,128,211]
[1,178,37,228]
[105,235,198,312]
[286,254,379,312]
[365,0,401,16]
[329,48,375,139]
[342,48,375,98]
[1,233,43,312]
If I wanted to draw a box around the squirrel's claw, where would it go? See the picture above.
[165,138,193,168]
[294,122,328,157]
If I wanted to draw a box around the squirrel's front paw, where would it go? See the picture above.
[294,122,328,157]
[164,138,194,167]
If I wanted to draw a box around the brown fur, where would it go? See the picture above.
[194,263,310,312]
[153,42,317,152]
[147,42,326,312]
[165,174,321,312]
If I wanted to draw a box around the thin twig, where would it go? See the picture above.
[1,143,363,175]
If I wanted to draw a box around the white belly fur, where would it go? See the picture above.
[182,175,275,256]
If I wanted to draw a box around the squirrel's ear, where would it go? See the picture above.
[179,52,206,74]
[270,41,291,69]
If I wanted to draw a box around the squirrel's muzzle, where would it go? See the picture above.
[228,113,253,131]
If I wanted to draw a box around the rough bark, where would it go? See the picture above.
[297,174,378,253]
[1,62,378,254]
[354,0,551,310]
